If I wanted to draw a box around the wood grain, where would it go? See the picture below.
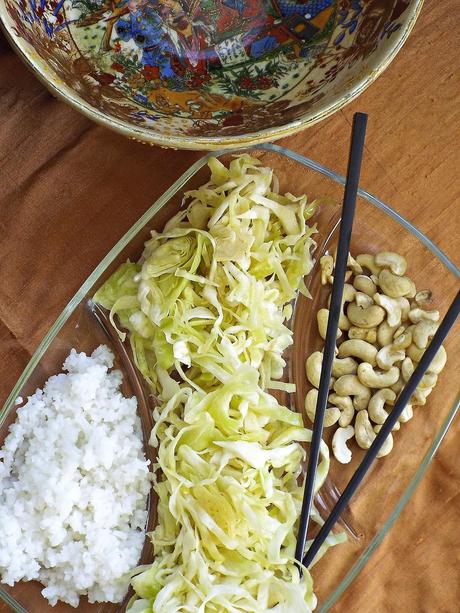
[0,2,459,611]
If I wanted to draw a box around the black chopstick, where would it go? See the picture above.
[302,290,460,568]
[295,112,368,567]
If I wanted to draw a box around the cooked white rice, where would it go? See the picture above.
[0,345,151,607]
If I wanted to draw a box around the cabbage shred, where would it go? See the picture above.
[94,155,342,612]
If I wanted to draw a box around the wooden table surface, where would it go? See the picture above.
[0,2,459,611]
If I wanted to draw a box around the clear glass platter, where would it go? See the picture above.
[1,143,458,613]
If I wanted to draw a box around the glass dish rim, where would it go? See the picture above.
[1,142,459,613]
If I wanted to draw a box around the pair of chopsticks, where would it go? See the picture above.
[296,112,460,570]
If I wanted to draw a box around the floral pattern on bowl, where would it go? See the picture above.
[0,0,422,147]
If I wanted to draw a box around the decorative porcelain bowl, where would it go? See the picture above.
[0,0,423,149]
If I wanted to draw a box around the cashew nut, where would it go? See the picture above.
[393,325,406,339]
[328,393,355,427]
[338,339,378,366]
[355,292,374,307]
[353,274,377,297]
[427,345,447,374]
[413,320,439,349]
[332,356,358,377]
[377,320,399,347]
[347,252,363,274]
[373,425,394,457]
[373,293,410,327]
[348,326,378,343]
[410,387,432,407]
[391,376,405,395]
[398,404,413,423]
[374,294,401,326]
[356,254,381,276]
[407,281,417,298]
[328,283,355,330]
[306,351,322,388]
[357,363,400,388]
[332,426,355,464]
[407,343,424,363]
[355,410,376,449]
[317,308,342,340]
[392,327,413,350]
[376,345,405,370]
[343,283,357,304]
[375,251,407,276]
[421,386,434,400]
[401,357,414,382]
[334,375,372,411]
[305,389,341,427]
[320,254,334,285]
[414,289,432,307]
[418,372,438,390]
[347,302,385,328]
[400,299,411,321]
[368,388,396,424]
[305,352,334,389]
[378,269,415,298]
[408,308,440,324]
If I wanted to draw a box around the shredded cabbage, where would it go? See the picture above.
[95,155,317,394]
[95,155,343,612]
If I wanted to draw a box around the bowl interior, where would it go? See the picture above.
[0,145,458,613]
[0,0,421,146]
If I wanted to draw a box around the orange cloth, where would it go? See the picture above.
[0,2,458,610]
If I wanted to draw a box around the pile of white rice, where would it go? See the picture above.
[0,345,151,607]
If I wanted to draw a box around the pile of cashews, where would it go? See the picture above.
[305,251,447,464]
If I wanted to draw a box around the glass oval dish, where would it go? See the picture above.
[0,144,458,613]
